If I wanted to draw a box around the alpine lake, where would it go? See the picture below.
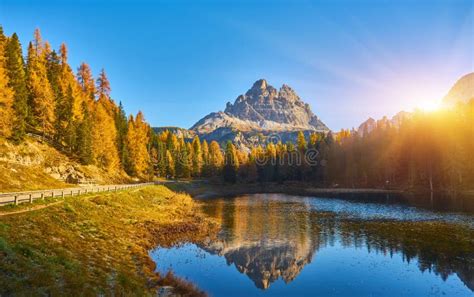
[151,191,474,297]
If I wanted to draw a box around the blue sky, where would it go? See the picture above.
[1,0,472,130]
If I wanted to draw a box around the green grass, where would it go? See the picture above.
[0,185,216,296]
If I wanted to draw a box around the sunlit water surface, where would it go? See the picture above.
[151,193,474,297]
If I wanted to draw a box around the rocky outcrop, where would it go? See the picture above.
[152,127,196,141]
[358,117,376,136]
[0,137,128,190]
[44,165,89,184]
[357,111,413,136]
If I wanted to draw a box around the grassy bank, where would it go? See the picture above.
[0,185,217,296]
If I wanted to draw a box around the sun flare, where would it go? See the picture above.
[417,100,441,112]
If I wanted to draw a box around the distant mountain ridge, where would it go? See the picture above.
[357,72,473,136]
[443,72,474,106]
[357,111,412,136]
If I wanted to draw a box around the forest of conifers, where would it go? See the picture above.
[0,28,472,191]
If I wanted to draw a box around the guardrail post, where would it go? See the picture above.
[41,193,44,200]
[52,191,54,198]
[29,194,33,203]
[14,195,18,205]
[71,190,73,196]
[78,189,81,195]
[61,191,64,198]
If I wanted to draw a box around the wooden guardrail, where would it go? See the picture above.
[0,182,155,206]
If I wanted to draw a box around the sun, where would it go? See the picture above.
[417,100,441,112]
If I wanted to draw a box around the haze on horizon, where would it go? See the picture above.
[1,0,472,131]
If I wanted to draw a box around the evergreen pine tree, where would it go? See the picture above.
[5,33,28,142]
[115,102,130,171]
[54,84,76,149]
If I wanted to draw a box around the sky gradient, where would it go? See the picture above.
[1,0,473,131]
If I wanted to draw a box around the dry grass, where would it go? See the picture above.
[0,137,133,193]
[0,161,69,192]
[0,185,217,296]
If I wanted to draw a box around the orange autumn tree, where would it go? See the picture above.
[0,27,15,138]
[77,62,96,107]
[26,29,55,136]
[57,44,85,120]
[126,111,151,177]
[92,70,120,171]
[91,100,120,170]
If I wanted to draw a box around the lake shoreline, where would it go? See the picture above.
[0,185,218,296]
[166,180,403,199]
[165,180,474,200]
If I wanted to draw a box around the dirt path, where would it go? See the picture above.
[0,187,148,217]
[0,200,64,217]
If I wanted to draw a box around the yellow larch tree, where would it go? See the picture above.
[126,111,151,177]
[26,29,55,136]
[57,43,85,120]
[91,101,120,171]
[0,29,15,138]
[208,140,224,175]
[77,62,96,107]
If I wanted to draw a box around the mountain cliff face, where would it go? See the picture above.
[443,72,474,106]
[190,79,329,150]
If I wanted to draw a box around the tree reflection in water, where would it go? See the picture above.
[198,194,474,291]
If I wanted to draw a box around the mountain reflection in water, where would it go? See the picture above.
[201,197,321,289]
[152,193,474,296]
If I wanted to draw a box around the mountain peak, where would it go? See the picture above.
[192,79,330,136]
[252,79,268,90]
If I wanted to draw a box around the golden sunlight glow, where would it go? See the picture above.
[417,99,441,112]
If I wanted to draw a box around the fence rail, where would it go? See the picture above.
[0,182,155,206]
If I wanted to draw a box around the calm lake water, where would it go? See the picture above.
[151,193,474,297]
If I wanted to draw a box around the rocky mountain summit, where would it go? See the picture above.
[189,79,329,150]
[192,79,329,134]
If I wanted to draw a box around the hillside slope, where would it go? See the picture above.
[0,136,131,192]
